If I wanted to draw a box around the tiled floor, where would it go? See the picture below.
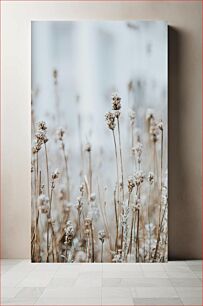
[1,260,202,305]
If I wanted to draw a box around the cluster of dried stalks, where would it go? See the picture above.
[31,72,168,263]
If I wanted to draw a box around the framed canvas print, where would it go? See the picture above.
[31,20,168,263]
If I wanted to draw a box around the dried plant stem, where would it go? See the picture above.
[136,209,140,262]
[114,188,119,251]
[148,185,152,260]
[160,129,163,190]
[153,129,164,262]
[128,211,135,255]
[131,122,134,149]
[153,203,167,262]
[90,223,94,262]
[117,118,124,201]
[97,182,112,251]
[86,236,90,262]
[101,242,104,263]
[44,143,50,199]
[112,130,119,201]
[61,141,70,201]
[78,113,84,177]
[88,151,92,194]
[54,81,60,125]
[46,187,53,262]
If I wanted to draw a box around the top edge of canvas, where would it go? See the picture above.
[31,20,168,25]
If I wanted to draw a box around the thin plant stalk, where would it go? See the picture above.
[91,223,94,262]
[148,185,152,261]
[136,209,140,262]
[61,141,70,201]
[101,242,104,263]
[153,129,164,261]
[114,188,119,251]
[44,143,50,199]
[128,211,135,255]
[117,118,124,201]
[88,150,92,194]
[112,130,119,201]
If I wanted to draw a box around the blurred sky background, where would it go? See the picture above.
[31,20,167,199]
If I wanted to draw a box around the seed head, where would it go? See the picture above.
[128,176,135,193]
[146,109,154,121]
[84,142,91,152]
[148,172,154,184]
[98,230,106,243]
[37,121,47,131]
[56,127,65,141]
[51,169,60,180]
[105,112,116,130]
[157,120,163,131]
[38,194,49,214]
[90,193,96,202]
[112,93,121,111]
[134,170,145,186]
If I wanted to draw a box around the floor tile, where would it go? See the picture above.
[35,297,102,305]
[47,277,76,288]
[170,278,202,287]
[180,296,202,305]
[102,286,132,298]
[143,271,168,278]
[175,287,202,298]
[103,271,144,278]
[2,296,38,305]
[2,287,22,299]
[15,287,45,298]
[133,297,183,305]
[166,271,197,278]
[102,278,122,287]
[102,297,134,305]
[41,287,101,298]
[123,277,171,287]
[133,287,178,298]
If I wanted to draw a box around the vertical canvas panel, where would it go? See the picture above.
[31,21,168,263]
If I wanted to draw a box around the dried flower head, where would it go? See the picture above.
[37,121,47,131]
[149,121,159,142]
[90,193,96,202]
[112,249,122,263]
[51,169,60,180]
[112,93,121,111]
[84,217,92,227]
[38,194,49,214]
[98,230,106,243]
[135,141,143,163]
[157,120,163,131]
[80,183,85,194]
[56,127,65,141]
[53,69,58,84]
[84,143,91,152]
[128,176,135,193]
[105,112,116,130]
[64,220,74,244]
[148,172,154,184]
[129,109,136,122]
[76,197,83,212]
[133,197,141,211]
[32,141,42,154]
[146,109,154,121]
[35,131,48,143]
[134,170,145,186]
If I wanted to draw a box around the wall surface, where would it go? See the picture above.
[1,1,202,259]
